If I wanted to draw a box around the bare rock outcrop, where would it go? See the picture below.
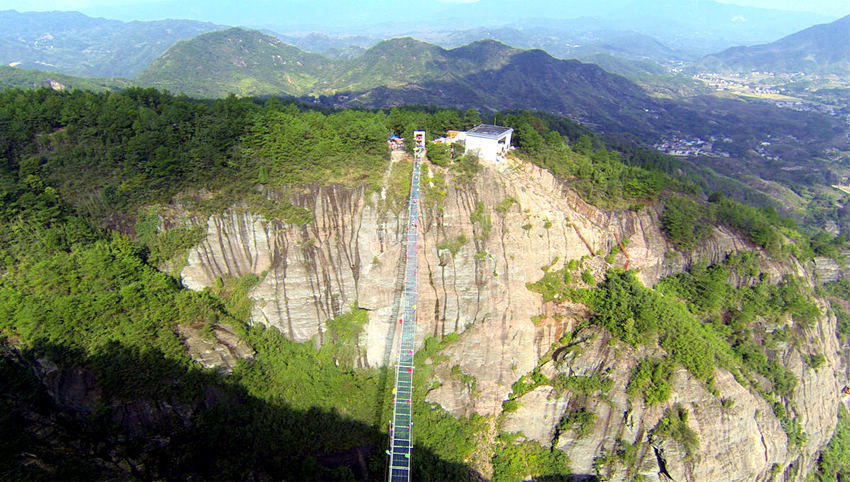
[178,155,842,479]
[176,322,254,371]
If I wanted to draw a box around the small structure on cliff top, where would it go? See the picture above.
[460,124,513,163]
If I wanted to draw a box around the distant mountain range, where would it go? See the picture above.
[0,10,220,77]
[132,26,844,159]
[700,14,850,74]
[135,28,658,134]
[136,29,528,98]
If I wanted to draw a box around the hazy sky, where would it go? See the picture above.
[715,0,850,16]
[2,0,849,21]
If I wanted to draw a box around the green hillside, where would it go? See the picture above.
[136,32,521,98]
[136,28,334,97]
[701,14,850,75]
[317,37,447,92]
[0,65,132,92]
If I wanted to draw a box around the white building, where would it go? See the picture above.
[464,124,513,163]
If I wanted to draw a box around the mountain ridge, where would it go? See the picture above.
[701,14,850,74]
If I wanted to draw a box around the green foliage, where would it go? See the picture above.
[426,141,451,167]
[320,305,369,367]
[735,341,798,396]
[0,88,259,220]
[661,195,714,250]
[448,153,481,184]
[614,439,641,467]
[246,107,389,187]
[807,353,826,370]
[652,405,699,457]
[412,402,486,471]
[495,197,518,216]
[810,232,848,261]
[470,201,492,241]
[654,260,820,397]
[710,197,784,256]
[725,251,762,278]
[771,401,807,449]
[134,207,206,266]
[834,305,850,344]
[822,280,850,301]
[422,164,448,211]
[558,408,597,439]
[627,358,673,405]
[508,120,669,209]
[816,409,850,480]
[208,272,261,323]
[502,399,519,412]
[581,269,595,286]
[526,266,574,303]
[382,159,413,214]
[655,261,731,314]
[451,364,477,393]
[0,235,207,372]
[554,374,613,396]
[233,325,382,426]
[510,368,549,399]
[491,433,571,481]
[0,65,133,92]
[137,28,330,97]
[587,269,729,381]
[436,235,468,256]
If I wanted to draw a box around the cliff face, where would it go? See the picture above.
[179,156,841,480]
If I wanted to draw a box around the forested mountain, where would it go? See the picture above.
[0,10,220,77]
[701,14,850,74]
[136,28,335,97]
[136,31,523,97]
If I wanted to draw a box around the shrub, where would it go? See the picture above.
[554,374,613,396]
[491,433,571,481]
[558,408,597,439]
[660,195,713,250]
[436,235,467,256]
[470,202,492,241]
[526,267,573,303]
[816,409,850,480]
[652,405,699,457]
[627,358,673,405]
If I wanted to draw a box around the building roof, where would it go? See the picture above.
[467,124,513,139]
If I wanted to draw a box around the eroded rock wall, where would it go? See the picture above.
[179,156,838,479]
